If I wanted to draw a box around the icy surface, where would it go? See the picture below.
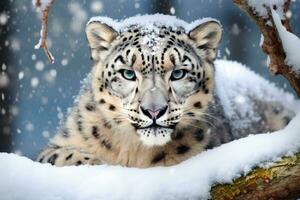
[215,60,300,133]
[88,14,220,33]
[272,9,300,74]
[1,112,300,200]
[247,0,285,18]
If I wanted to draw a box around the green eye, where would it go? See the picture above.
[120,69,136,81]
[171,69,187,81]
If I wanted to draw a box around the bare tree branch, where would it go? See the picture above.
[34,0,56,64]
[233,0,300,97]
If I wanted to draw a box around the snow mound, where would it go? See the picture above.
[215,60,300,134]
[88,14,220,33]
[1,113,300,200]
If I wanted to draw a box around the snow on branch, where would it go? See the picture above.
[233,0,300,97]
[1,113,300,200]
[33,0,55,64]
[271,8,300,74]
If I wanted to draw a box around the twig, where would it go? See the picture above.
[233,0,300,97]
[34,0,56,64]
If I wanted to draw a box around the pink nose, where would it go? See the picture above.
[140,106,168,120]
[148,110,160,119]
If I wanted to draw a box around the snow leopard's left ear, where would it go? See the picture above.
[86,21,118,61]
[188,20,222,60]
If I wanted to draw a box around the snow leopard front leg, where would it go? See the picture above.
[37,146,103,166]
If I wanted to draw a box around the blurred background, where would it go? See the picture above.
[0,0,299,160]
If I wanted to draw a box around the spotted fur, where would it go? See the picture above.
[37,16,295,168]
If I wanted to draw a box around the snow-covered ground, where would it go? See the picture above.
[1,111,300,200]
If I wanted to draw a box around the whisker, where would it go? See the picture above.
[180,116,217,129]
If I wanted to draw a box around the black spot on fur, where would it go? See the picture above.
[182,55,191,63]
[109,104,116,111]
[187,112,195,117]
[85,103,95,111]
[151,152,166,164]
[194,101,202,108]
[92,126,100,138]
[47,153,58,165]
[38,156,44,163]
[176,145,190,154]
[77,114,83,133]
[99,99,106,104]
[103,120,112,129]
[76,161,82,166]
[126,49,131,56]
[115,55,126,64]
[102,140,112,149]
[65,153,73,160]
[194,129,204,142]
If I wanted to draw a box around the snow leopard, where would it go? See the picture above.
[37,15,296,168]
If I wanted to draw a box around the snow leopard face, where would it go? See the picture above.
[86,18,222,146]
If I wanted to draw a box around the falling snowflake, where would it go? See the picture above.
[0,12,9,26]
[170,7,175,15]
[90,0,103,13]
[31,77,39,88]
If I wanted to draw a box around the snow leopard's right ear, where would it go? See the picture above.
[188,20,222,61]
[86,22,118,61]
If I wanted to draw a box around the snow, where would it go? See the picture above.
[69,2,88,34]
[30,77,39,88]
[215,60,299,135]
[170,7,175,15]
[271,8,300,74]
[247,0,285,18]
[0,73,9,88]
[1,112,300,200]
[32,0,53,11]
[0,12,9,25]
[90,0,103,13]
[88,14,220,33]
[35,60,45,71]
[18,71,24,80]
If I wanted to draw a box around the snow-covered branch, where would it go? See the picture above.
[33,0,55,64]
[212,153,300,200]
[233,0,300,97]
